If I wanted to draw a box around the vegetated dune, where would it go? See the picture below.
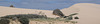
[61,3,100,24]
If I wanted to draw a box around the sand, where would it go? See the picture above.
[0,3,100,24]
[61,3,100,24]
[0,6,59,18]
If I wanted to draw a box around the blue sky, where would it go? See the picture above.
[0,0,100,10]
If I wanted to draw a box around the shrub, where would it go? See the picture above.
[74,16,79,19]
[18,17,29,24]
[69,13,78,16]
[0,18,10,24]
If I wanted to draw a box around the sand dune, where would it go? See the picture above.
[0,3,100,24]
[61,3,100,24]
[0,6,59,18]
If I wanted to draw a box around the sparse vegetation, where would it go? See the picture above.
[68,13,78,17]
[0,18,10,24]
[0,13,78,24]
[70,21,77,24]
[0,14,47,24]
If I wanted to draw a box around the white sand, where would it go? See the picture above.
[0,3,100,24]
[61,3,100,24]
[0,6,59,18]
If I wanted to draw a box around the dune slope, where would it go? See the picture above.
[61,3,100,24]
[0,6,58,18]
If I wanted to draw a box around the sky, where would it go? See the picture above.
[0,0,100,10]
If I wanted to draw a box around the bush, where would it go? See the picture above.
[69,13,78,16]
[0,14,48,24]
[18,17,29,24]
[74,16,79,19]
[0,18,10,24]
[53,9,64,17]
[1,14,47,19]
[68,16,73,20]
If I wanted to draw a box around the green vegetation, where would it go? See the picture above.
[0,13,78,24]
[0,18,10,24]
[68,13,78,17]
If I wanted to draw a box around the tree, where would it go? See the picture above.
[10,5,14,7]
